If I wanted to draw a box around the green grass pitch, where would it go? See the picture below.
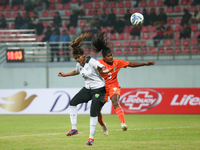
[0,115,200,150]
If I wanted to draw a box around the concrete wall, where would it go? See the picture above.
[0,61,200,89]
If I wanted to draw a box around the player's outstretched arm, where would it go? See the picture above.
[128,61,156,68]
[97,66,109,74]
[58,70,79,77]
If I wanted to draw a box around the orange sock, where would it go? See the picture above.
[115,107,125,124]
[98,113,105,126]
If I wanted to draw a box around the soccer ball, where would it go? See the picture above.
[130,13,144,26]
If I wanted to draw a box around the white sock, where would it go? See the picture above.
[69,106,77,129]
[89,116,98,139]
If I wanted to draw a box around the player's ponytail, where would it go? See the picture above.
[70,33,90,56]
[92,32,112,58]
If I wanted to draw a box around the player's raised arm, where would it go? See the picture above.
[128,61,156,68]
[97,66,109,74]
[58,70,79,77]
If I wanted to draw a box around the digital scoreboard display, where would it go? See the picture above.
[6,49,24,62]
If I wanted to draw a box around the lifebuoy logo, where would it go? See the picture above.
[171,94,200,106]
[120,89,162,113]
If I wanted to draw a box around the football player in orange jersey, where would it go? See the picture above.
[91,32,156,132]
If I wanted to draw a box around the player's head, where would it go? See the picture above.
[92,32,113,64]
[70,33,90,65]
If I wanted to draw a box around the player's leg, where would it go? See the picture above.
[110,90,128,131]
[86,87,106,146]
[98,109,108,136]
[67,87,92,136]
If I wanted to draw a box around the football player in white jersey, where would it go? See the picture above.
[58,33,109,146]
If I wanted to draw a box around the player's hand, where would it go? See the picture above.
[97,66,102,73]
[145,61,156,66]
[58,72,65,77]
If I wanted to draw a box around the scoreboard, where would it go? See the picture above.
[6,49,24,62]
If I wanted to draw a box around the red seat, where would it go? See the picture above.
[20,5,24,11]
[12,12,18,18]
[191,40,197,45]
[117,2,124,8]
[64,21,70,27]
[150,33,157,39]
[10,23,15,29]
[133,8,141,13]
[110,34,116,40]
[130,41,138,47]
[84,48,90,55]
[132,48,139,54]
[166,7,173,13]
[182,40,189,45]
[166,47,174,54]
[139,41,146,46]
[125,2,131,8]
[118,9,125,15]
[79,21,86,27]
[149,26,156,32]
[181,0,188,5]
[176,18,182,24]
[50,0,55,3]
[64,4,70,9]
[57,0,62,3]
[164,40,172,46]
[110,2,116,8]
[191,6,197,12]
[157,1,163,6]
[168,18,175,24]
[87,3,93,9]
[43,22,47,28]
[125,33,131,40]
[64,11,71,17]
[175,32,180,39]
[5,6,11,11]
[192,32,199,38]
[0,6,4,11]
[5,12,11,18]
[124,26,132,33]
[50,11,56,17]
[13,6,19,11]
[57,4,64,10]
[142,33,149,39]
[102,3,108,8]
[140,1,147,7]
[114,42,122,47]
[158,47,164,54]
[141,26,148,32]
[69,27,76,34]
[49,5,56,10]
[191,25,198,31]
[192,46,200,53]
[42,11,49,17]
[183,46,190,53]
[94,3,101,9]
[183,6,190,11]
[175,47,182,53]
[123,42,130,47]
[174,7,181,13]
[88,10,94,16]
[117,33,125,40]
[148,47,157,54]
[174,25,182,32]
[29,12,34,17]
[148,1,155,7]
[71,0,77,3]
[140,47,147,54]
[115,48,123,55]
[101,27,108,33]
[174,40,181,46]
[123,48,131,54]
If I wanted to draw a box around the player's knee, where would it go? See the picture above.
[112,100,119,108]
[70,99,77,106]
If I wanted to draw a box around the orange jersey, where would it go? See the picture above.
[99,59,129,89]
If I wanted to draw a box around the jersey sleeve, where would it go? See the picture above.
[75,63,80,73]
[91,58,105,69]
[117,59,129,69]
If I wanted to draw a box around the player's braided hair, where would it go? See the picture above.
[70,33,90,56]
[92,32,112,58]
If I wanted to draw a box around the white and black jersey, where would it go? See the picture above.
[75,56,105,90]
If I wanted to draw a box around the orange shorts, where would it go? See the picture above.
[104,86,121,102]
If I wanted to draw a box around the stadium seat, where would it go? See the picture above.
[149,26,156,32]
[132,48,139,54]
[64,11,71,17]
[192,46,200,53]
[166,7,173,13]
[57,0,62,3]
[5,12,11,18]
[114,42,122,47]
[174,25,182,32]
[181,0,188,5]
[125,2,131,8]
[0,6,4,11]
[94,0,100,2]
[117,33,125,40]
[71,0,77,3]
[64,4,70,9]
[125,33,131,40]
[174,7,181,13]
[168,18,175,24]
[84,48,90,55]
[158,47,165,54]
[139,41,146,46]
[124,26,132,33]
[64,21,69,27]
[140,47,147,54]
[148,1,155,7]
[166,47,174,54]
[190,6,197,12]
[182,40,189,45]
[191,25,198,31]
[57,4,64,10]
[157,1,163,6]
[192,32,199,38]
[12,12,18,18]
[150,33,157,39]
[108,42,114,47]
[175,47,182,53]
[183,6,190,11]
[133,8,141,13]
[13,5,19,11]
[130,41,138,47]
[84,27,91,31]
[50,11,56,17]
[141,26,148,32]
[175,18,182,24]
[164,40,172,46]
[29,12,34,17]
[175,32,180,39]
[87,3,93,9]
[43,22,47,28]
[148,47,157,54]
[20,5,24,11]
[79,20,86,27]
[49,0,55,3]
[110,34,116,40]
[140,1,147,7]
[10,23,15,29]
[183,46,190,53]
[5,6,11,11]
[123,48,131,54]
[101,27,108,33]
[142,33,149,39]
[102,3,108,8]
[88,10,94,16]
[118,9,125,15]
[174,40,181,46]
[191,40,197,45]
[123,41,129,47]
[49,5,56,10]
[69,27,76,34]
[115,48,123,55]
[117,2,124,8]
[94,3,101,9]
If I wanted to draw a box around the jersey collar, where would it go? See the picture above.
[82,56,91,67]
